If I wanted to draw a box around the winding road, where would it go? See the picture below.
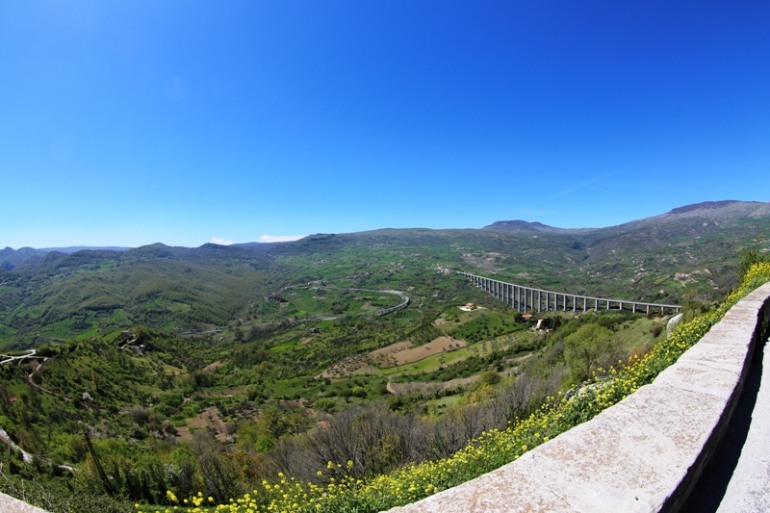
[0,349,42,463]
[0,349,36,366]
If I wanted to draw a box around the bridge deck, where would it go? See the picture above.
[458,271,682,315]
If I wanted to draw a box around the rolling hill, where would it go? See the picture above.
[1,200,769,512]
[1,200,769,346]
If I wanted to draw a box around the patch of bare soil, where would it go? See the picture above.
[322,336,467,378]
[202,360,227,373]
[369,341,412,363]
[386,375,478,395]
[378,336,466,367]
[176,406,231,443]
[320,353,370,379]
[433,315,449,327]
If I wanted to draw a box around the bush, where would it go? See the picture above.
[563,323,614,383]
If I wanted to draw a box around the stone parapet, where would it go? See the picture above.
[0,493,49,513]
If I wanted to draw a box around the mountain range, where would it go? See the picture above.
[1,200,769,347]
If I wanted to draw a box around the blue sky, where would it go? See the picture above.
[1,1,769,248]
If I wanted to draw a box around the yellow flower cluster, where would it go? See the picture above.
[136,264,770,513]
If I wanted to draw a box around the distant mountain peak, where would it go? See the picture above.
[668,200,742,215]
[482,220,593,235]
[483,220,556,232]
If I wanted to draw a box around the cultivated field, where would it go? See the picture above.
[370,336,467,367]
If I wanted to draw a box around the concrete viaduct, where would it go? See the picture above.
[457,270,682,315]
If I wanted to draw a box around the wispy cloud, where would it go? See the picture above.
[512,172,619,223]
[258,234,305,243]
[210,237,234,245]
[550,183,583,199]
[550,173,615,200]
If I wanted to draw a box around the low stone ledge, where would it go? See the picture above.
[716,309,770,512]
[387,283,770,513]
[0,493,49,513]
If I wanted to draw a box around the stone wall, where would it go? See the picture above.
[0,493,49,513]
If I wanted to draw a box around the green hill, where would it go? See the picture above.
[2,201,770,346]
[1,201,770,512]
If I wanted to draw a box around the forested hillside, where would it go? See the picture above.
[0,201,769,512]
[3,201,769,347]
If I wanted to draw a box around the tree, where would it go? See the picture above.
[479,369,501,386]
[739,248,769,280]
[563,323,614,383]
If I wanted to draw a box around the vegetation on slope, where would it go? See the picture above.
[133,261,770,513]
[2,200,769,347]
[0,277,669,512]
[0,202,768,511]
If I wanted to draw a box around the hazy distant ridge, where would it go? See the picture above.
[1,199,770,345]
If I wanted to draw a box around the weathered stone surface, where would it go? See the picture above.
[521,386,723,513]
[0,493,49,513]
[654,359,742,399]
[716,340,770,513]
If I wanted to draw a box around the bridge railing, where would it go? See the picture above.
[457,271,682,315]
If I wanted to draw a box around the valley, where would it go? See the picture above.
[0,201,769,512]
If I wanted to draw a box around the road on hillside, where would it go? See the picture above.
[0,349,36,366]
